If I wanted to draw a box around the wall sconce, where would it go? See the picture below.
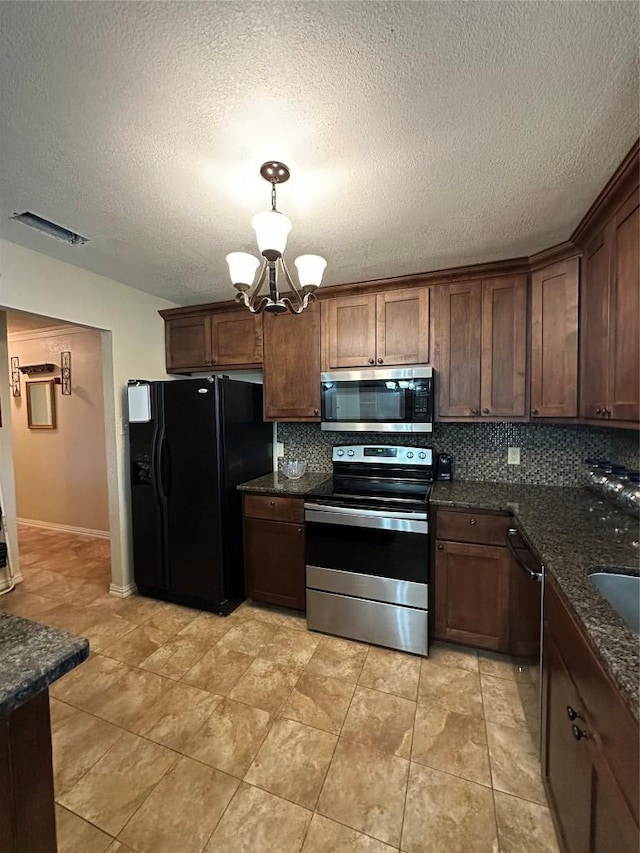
[61,351,71,395]
[10,357,20,397]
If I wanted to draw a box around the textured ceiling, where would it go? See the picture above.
[0,2,638,306]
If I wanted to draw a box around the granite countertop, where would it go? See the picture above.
[431,481,640,718]
[0,611,89,717]
[237,471,331,497]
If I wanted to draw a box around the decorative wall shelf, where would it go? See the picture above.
[18,363,56,376]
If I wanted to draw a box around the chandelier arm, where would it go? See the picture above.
[244,259,269,302]
[235,291,271,314]
[279,257,304,309]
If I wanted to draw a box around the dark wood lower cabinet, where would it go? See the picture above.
[243,494,306,610]
[542,578,639,853]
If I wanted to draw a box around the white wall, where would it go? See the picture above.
[0,239,177,594]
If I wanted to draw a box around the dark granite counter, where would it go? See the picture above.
[237,471,331,497]
[431,481,640,718]
[0,611,89,717]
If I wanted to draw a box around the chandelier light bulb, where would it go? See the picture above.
[251,210,292,259]
[294,254,327,288]
[226,252,259,288]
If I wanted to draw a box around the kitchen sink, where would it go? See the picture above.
[588,570,639,634]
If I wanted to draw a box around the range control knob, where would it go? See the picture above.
[406,451,414,459]
[418,451,426,460]
[336,449,344,457]
[347,449,355,457]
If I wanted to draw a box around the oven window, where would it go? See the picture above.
[322,380,411,423]
[306,521,429,584]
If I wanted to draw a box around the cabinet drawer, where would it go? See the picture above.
[243,494,304,524]
[436,509,510,545]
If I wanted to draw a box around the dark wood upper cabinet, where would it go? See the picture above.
[323,288,429,369]
[209,311,263,367]
[434,281,482,417]
[530,258,579,418]
[165,315,212,372]
[435,276,526,420]
[581,232,612,419]
[164,309,262,372]
[263,302,321,421]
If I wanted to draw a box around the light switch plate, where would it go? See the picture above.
[507,447,521,465]
[275,442,285,458]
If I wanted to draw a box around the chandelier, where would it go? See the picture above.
[226,161,327,315]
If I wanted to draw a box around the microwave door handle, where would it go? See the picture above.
[506,528,543,582]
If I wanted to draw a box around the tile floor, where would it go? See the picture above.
[1,525,560,853]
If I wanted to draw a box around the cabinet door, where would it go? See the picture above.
[541,632,592,853]
[375,288,429,366]
[531,259,579,418]
[580,231,610,419]
[480,276,527,418]
[434,282,482,418]
[263,302,321,420]
[433,541,510,651]
[323,294,377,369]
[608,189,639,422]
[244,518,306,610]
[165,315,212,372]
[590,744,639,853]
[209,311,263,367]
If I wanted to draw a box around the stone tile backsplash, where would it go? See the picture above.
[276,422,639,487]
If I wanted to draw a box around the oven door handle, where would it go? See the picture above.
[304,505,429,534]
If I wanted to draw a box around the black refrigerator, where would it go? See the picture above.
[127,377,272,614]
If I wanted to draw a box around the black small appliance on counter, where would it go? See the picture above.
[436,452,453,481]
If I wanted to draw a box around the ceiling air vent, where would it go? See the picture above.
[9,211,89,245]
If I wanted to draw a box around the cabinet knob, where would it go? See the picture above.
[368,358,375,365]
[469,518,477,525]
[572,723,590,741]
[297,527,302,533]
[531,408,539,416]
[605,408,612,417]
[377,358,383,364]
[269,500,275,506]
[595,407,602,415]
[482,408,490,415]
[437,544,444,551]
[313,409,319,416]
[471,408,479,415]
[566,705,583,721]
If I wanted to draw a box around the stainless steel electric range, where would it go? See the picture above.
[304,444,433,656]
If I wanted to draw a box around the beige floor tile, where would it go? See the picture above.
[401,762,498,853]
[417,660,484,717]
[428,642,479,672]
[235,600,288,627]
[184,696,271,777]
[49,697,78,731]
[481,674,536,730]
[204,782,312,853]
[302,813,397,852]
[87,593,161,624]
[478,651,534,682]
[305,635,369,683]
[318,738,409,847]
[81,612,139,653]
[263,625,321,670]
[218,617,279,656]
[58,731,177,836]
[53,707,123,795]
[0,589,60,620]
[278,607,309,632]
[176,611,232,644]
[494,791,560,853]
[487,723,546,804]
[119,755,238,853]
[139,634,209,680]
[105,842,134,853]
[341,686,415,759]
[55,804,113,853]
[411,705,491,786]
[181,643,255,694]
[142,602,200,636]
[358,646,421,700]
[142,682,222,752]
[50,654,126,708]
[80,661,173,732]
[245,718,337,809]
[280,671,355,734]
[229,658,300,714]
[41,602,97,636]
[101,622,172,666]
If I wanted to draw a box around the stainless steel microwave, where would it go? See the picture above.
[320,366,434,432]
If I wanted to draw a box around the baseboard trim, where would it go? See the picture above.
[109,581,137,598]
[17,518,110,540]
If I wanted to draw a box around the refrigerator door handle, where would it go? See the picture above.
[155,430,170,499]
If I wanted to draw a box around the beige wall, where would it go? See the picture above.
[0,239,177,594]
[9,325,109,533]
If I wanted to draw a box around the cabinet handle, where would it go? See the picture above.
[566,705,583,721]
[605,408,612,417]
[313,408,319,416]
[368,358,375,365]
[469,518,477,525]
[572,723,590,741]
[482,408,490,415]
[437,544,444,551]
[377,358,384,364]
[531,408,539,415]
[471,408,479,415]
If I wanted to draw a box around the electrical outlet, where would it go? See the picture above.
[275,442,285,458]
[507,447,521,465]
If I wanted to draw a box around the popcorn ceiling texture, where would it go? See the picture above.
[277,422,639,487]
[0,2,638,305]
